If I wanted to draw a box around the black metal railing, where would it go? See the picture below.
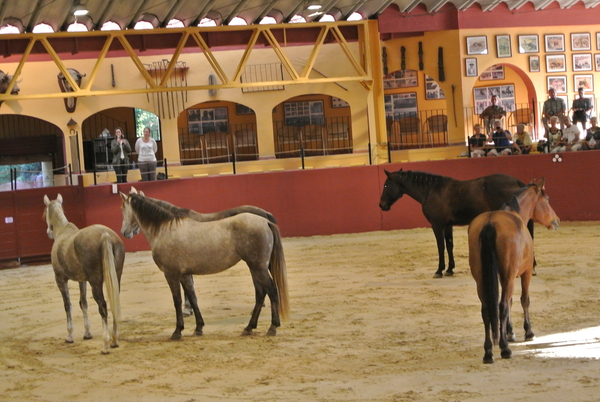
[386,109,448,150]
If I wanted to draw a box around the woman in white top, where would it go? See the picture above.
[135,127,158,181]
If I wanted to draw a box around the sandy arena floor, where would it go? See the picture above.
[1,222,600,401]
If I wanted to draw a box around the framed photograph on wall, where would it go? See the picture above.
[383,69,418,89]
[425,75,445,99]
[466,36,488,55]
[597,33,600,50]
[331,97,350,108]
[473,84,515,115]
[595,54,600,71]
[529,55,540,72]
[465,58,478,77]
[518,35,539,53]
[545,54,566,73]
[571,33,591,51]
[573,53,593,71]
[544,34,565,52]
[574,74,594,92]
[384,93,418,119]
[479,65,504,81]
[496,35,511,58]
[547,76,567,94]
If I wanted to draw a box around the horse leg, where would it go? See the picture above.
[182,275,194,317]
[499,284,513,360]
[528,219,537,275]
[521,273,535,341]
[444,225,455,276]
[481,305,494,364]
[55,275,75,343]
[89,282,110,354]
[505,297,516,342]
[181,275,204,336]
[432,226,446,278]
[242,269,278,336]
[164,273,185,340]
[78,282,93,340]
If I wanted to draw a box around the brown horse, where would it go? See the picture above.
[43,194,124,354]
[468,179,559,364]
[119,190,289,340]
[379,169,530,278]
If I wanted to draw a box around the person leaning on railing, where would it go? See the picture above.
[582,116,600,150]
[513,123,532,154]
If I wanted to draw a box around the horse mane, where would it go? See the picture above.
[397,170,449,188]
[502,184,533,213]
[129,193,186,233]
[145,196,193,217]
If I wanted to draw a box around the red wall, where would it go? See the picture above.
[4,151,599,259]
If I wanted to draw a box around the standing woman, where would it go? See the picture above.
[111,127,131,183]
[135,127,157,181]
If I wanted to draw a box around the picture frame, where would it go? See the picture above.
[573,53,593,71]
[544,34,565,52]
[473,84,515,115]
[465,58,478,77]
[597,33,600,51]
[547,76,567,94]
[545,54,566,73]
[383,69,418,89]
[496,35,511,58]
[529,55,540,72]
[331,97,350,108]
[518,35,539,53]
[466,36,488,55]
[574,74,594,92]
[479,65,504,81]
[384,93,418,120]
[595,54,600,71]
[571,33,591,51]
[235,103,254,115]
[425,75,445,100]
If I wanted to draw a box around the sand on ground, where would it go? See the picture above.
[1,222,600,401]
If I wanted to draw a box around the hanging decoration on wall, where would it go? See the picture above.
[382,47,388,75]
[418,42,424,71]
[144,60,189,120]
[438,47,445,82]
[57,68,86,113]
[0,70,20,108]
[401,46,406,71]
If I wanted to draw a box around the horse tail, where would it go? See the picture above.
[101,232,121,323]
[479,223,499,344]
[268,222,289,321]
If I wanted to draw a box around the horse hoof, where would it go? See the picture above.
[501,350,512,359]
[433,272,443,279]
[266,327,277,336]
[83,335,93,340]
[110,343,119,349]
[101,349,110,355]
[507,333,517,342]
[170,333,182,341]
[483,355,494,364]
[194,330,203,336]
[525,333,535,341]
[182,309,193,318]
[444,271,454,277]
[241,329,253,336]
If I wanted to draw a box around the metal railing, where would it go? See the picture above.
[385,109,449,149]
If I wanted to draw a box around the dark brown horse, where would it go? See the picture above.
[379,169,530,278]
[468,179,559,363]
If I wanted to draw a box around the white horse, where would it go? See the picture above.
[119,189,289,340]
[44,194,124,354]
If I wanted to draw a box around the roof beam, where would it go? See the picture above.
[402,0,423,13]
[459,0,478,10]
[535,0,555,10]
[161,0,190,27]
[562,0,581,7]
[482,0,503,11]
[253,0,280,24]
[430,0,450,12]
[25,0,45,32]
[283,2,306,22]
[94,0,119,30]
[223,0,251,25]
[127,0,152,29]
[190,0,215,26]
[342,0,368,20]
[375,0,396,14]
[508,0,530,10]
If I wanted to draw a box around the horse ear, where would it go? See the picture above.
[43,195,50,205]
[119,192,129,202]
[538,177,546,190]
[528,178,536,185]
[129,187,138,194]
[57,194,63,204]
[384,170,392,178]
[139,190,145,196]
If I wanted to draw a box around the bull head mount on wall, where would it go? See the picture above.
[0,70,20,108]
[57,68,86,113]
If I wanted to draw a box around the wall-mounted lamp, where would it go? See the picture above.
[307,0,322,10]
[73,3,89,16]
[67,118,78,126]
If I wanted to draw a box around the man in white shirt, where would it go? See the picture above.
[553,116,582,152]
